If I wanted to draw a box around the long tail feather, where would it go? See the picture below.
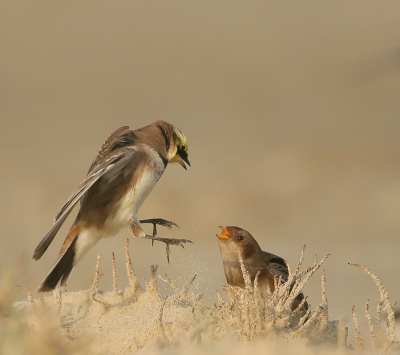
[38,238,77,292]
[33,209,73,260]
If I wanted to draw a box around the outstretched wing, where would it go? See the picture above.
[33,147,135,260]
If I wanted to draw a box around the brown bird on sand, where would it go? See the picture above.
[217,226,308,312]
[33,121,191,292]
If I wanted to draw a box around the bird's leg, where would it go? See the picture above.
[140,218,193,263]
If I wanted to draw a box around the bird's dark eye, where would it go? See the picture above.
[237,236,244,241]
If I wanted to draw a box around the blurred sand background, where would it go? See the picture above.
[1,0,400,338]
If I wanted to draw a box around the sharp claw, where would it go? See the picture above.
[164,221,178,230]
[144,234,192,262]
[140,218,180,231]
[166,244,170,264]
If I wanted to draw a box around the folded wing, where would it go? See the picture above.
[33,148,135,260]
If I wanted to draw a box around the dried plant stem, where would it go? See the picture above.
[158,296,169,341]
[376,301,383,333]
[112,252,118,294]
[338,326,349,347]
[349,263,396,343]
[253,272,263,331]
[319,270,328,330]
[275,275,291,311]
[293,245,307,276]
[321,270,328,307]
[145,265,159,297]
[352,306,364,350]
[291,304,324,338]
[298,305,311,327]
[161,275,179,294]
[90,254,102,297]
[125,238,142,294]
[216,290,225,307]
[238,252,252,290]
[18,285,38,318]
[181,274,197,295]
[286,254,329,312]
[364,300,377,348]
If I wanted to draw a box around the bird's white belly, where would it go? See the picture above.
[113,166,162,228]
[74,171,158,264]
[75,148,165,264]
[74,227,108,263]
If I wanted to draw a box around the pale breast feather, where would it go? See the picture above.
[114,145,166,225]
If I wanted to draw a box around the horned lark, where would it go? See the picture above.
[217,226,308,312]
[33,121,191,292]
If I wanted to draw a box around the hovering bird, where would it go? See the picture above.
[216,226,308,312]
[33,121,191,292]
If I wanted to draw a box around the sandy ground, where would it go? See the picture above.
[6,243,398,355]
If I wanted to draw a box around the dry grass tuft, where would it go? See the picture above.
[2,243,400,354]
[212,246,336,345]
[1,260,87,354]
[348,263,400,353]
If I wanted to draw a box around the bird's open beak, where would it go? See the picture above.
[179,156,190,170]
[216,226,230,240]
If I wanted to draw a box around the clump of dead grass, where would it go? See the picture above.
[212,245,338,345]
[0,259,87,355]
[3,242,399,355]
[348,263,399,353]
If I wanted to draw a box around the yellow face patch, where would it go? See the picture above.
[173,128,188,153]
[168,127,189,166]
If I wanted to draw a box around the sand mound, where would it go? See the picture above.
[9,242,399,354]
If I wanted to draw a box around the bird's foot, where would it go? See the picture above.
[144,235,193,263]
[140,218,179,232]
[140,218,179,246]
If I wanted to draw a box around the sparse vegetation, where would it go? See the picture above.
[1,241,398,354]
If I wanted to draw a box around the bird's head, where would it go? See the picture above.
[217,226,262,260]
[168,126,190,170]
[149,121,190,169]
